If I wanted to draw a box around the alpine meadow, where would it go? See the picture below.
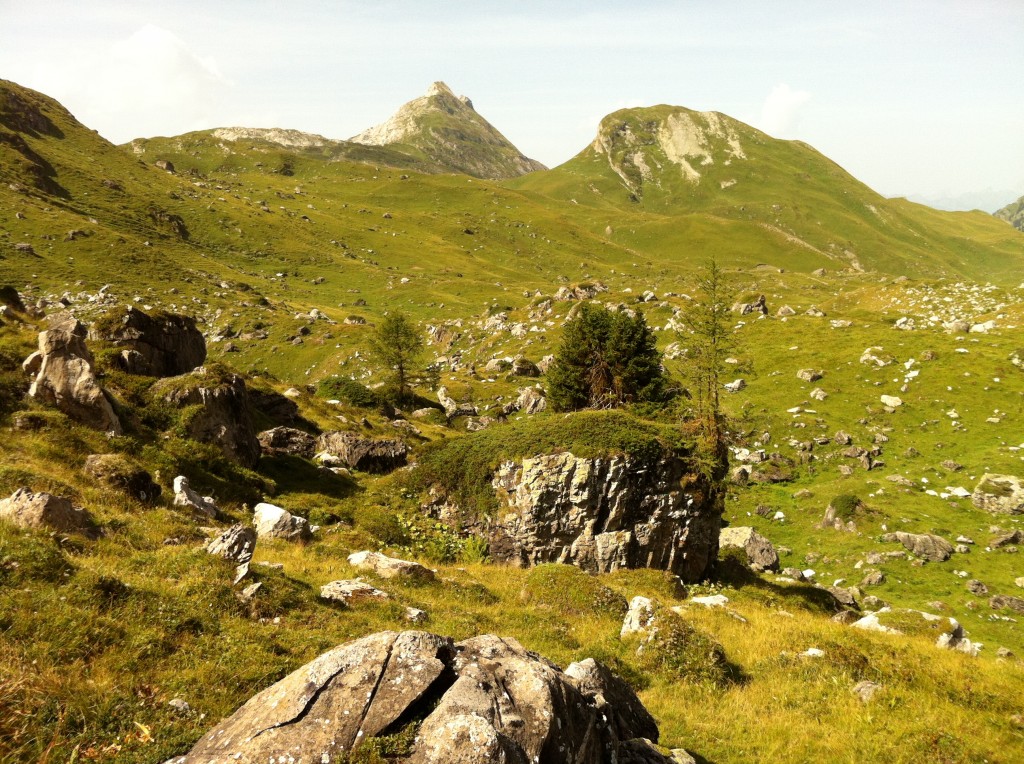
[1,62,1023,764]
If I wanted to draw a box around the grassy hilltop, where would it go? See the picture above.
[1,77,1024,763]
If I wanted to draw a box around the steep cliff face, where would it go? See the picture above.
[350,81,546,180]
[488,450,721,582]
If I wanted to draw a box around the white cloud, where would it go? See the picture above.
[73,25,231,141]
[759,83,811,137]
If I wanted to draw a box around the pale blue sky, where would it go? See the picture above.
[1,0,1022,209]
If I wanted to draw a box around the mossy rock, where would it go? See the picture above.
[520,563,628,618]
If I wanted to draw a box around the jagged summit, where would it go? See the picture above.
[350,81,545,180]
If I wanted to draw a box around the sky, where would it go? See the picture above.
[1,0,1022,211]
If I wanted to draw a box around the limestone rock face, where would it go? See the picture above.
[718,526,780,572]
[316,431,408,473]
[90,307,206,377]
[26,313,121,434]
[972,474,1024,514]
[883,531,953,562]
[488,451,720,582]
[252,502,311,541]
[172,630,675,764]
[0,488,94,534]
[154,368,260,468]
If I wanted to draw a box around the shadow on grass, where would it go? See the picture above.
[711,556,852,616]
[258,454,359,500]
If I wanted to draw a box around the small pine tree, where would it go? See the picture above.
[548,303,665,411]
[678,258,733,477]
[368,312,424,405]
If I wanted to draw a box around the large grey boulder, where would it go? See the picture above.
[25,313,121,434]
[90,306,206,377]
[316,430,408,473]
[718,526,780,572]
[153,368,260,468]
[488,451,721,582]
[170,630,676,763]
[972,474,1024,514]
[0,488,95,534]
[882,531,953,562]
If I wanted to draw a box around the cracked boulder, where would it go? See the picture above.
[972,474,1024,515]
[25,312,121,434]
[0,487,96,535]
[169,630,678,764]
[882,531,953,562]
[718,526,779,572]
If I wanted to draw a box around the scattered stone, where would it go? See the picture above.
[172,476,219,518]
[860,570,885,587]
[880,395,903,408]
[404,607,429,623]
[347,550,436,580]
[206,525,256,564]
[689,594,730,608]
[860,347,893,367]
[991,530,1023,548]
[810,387,828,401]
[168,698,191,715]
[253,502,312,541]
[797,369,823,382]
[966,579,988,595]
[718,526,780,572]
[0,488,95,534]
[852,680,881,703]
[319,580,389,605]
[621,596,656,637]
[724,378,746,393]
[972,474,1024,514]
[882,531,953,562]
[510,356,540,377]
[990,594,1024,614]
[776,305,796,317]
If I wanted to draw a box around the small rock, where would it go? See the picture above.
[206,525,257,564]
[348,550,435,580]
[319,579,389,605]
[852,680,881,703]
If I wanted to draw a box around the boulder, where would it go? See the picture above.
[347,550,435,580]
[0,488,94,534]
[990,595,1024,614]
[732,294,767,315]
[437,385,478,418]
[172,476,219,518]
[488,450,721,582]
[205,525,256,564]
[971,474,1024,514]
[256,426,316,457]
[621,596,657,637]
[515,386,547,415]
[880,395,903,408]
[510,356,540,377]
[168,630,676,764]
[83,454,161,503]
[882,531,953,562]
[153,368,260,468]
[253,502,311,542]
[718,526,779,572]
[26,313,121,434]
[315,431,408,473]
[90,307,206,377]
[797,369,823,382]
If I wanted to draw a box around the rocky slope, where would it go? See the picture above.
[350,81,546,179]
[994,192,1024,231]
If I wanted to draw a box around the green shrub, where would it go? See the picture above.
[521,564,628,618]
[357,505,410,546]
[628,608,735,686]
[317,375,381,408]
[829,494,861,520]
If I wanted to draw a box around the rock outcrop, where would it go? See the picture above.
[488,450,720,582]
[153,368,260,468]
[169,630,678,764]
[718,526,780,572]
[90,307,206,377]
[0,487,94,534]
[972,474,1024,514]
[25,313,121,434]
[256,426,316,458]
[316,431,408,473]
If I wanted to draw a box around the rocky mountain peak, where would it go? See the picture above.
[350,81,544,179]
